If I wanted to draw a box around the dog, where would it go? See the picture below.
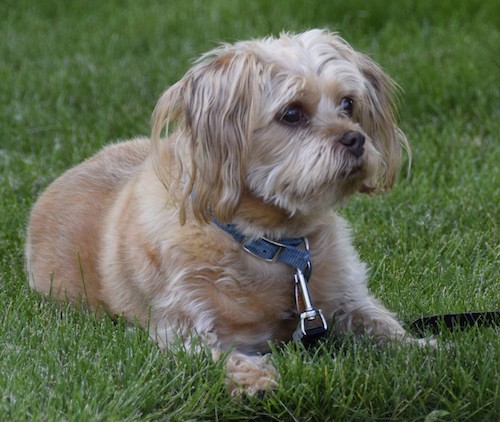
[26,29,423,396]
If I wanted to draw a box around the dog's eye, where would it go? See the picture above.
[280,105,304,125]
[340,97,354,117]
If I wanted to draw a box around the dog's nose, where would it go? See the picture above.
[340,131,365,158]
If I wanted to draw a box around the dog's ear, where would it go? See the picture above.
[356,53,410,191]
[152,48,260,224]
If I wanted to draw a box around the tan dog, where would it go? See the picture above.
[26,29,419,396]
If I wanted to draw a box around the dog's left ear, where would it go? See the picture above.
[152,48,260,224]
[356,54,409,191]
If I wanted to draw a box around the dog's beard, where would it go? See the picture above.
[246,127,380,215]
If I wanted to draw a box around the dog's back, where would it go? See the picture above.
[25,138,150,308]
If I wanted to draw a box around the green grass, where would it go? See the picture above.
[1,0,499,420]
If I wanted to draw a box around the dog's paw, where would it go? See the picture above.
[404,336,438,348]
[418,337,438,348]
[225,352,278,397]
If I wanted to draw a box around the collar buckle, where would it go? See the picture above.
[241,237,288,263]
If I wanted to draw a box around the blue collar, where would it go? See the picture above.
[211,217,311,272]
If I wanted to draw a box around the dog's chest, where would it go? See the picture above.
[205,257,300,349]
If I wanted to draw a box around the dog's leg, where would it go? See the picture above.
[333,297,437,347]
[334,296,407,342]
[313,216,436,346]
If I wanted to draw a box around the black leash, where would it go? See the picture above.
[410,311,500,337]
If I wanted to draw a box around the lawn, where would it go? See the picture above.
[1,0,498,420]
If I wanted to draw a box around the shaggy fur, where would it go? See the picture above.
[26,29,421,396]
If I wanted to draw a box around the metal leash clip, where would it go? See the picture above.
[292,266,328,345]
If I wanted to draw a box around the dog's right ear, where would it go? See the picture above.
[151,47,260,225]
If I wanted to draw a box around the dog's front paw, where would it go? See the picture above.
[225,352,278,397]
[417,336,438,348]
[403,335,438,349]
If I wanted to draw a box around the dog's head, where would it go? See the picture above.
[152,29,409,224]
